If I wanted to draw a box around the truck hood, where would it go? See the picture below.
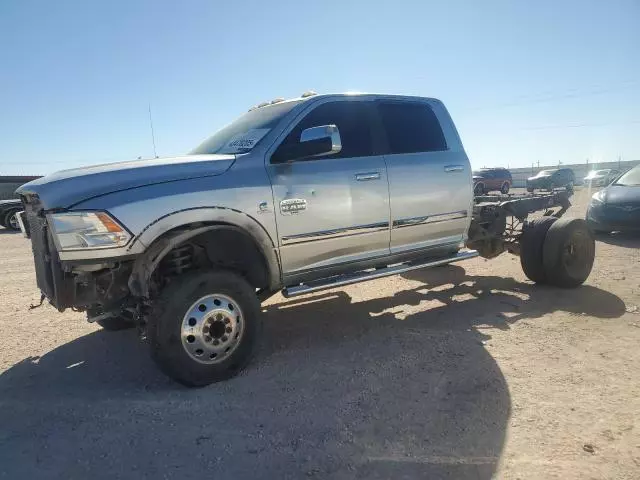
[16,154,236,209]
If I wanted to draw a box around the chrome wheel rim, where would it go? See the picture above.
[181,294,244,364]
[8,213,19,230]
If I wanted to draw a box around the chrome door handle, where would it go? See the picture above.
[355,172,380,181]
[444,165,464,172]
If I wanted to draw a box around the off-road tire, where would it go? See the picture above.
[147,270,261,387]
[520,216,558,284]
[543,218,595,288]
[500,182,510,194]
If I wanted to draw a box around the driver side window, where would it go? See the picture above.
[274,101,374,160]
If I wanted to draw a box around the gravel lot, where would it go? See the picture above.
[1,188,639,479]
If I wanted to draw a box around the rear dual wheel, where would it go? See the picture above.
[520,217,595,287]
[543,218,595,288]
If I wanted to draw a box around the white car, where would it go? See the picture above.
[584,169,619,187]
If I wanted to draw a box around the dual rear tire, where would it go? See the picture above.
[520,217,595,288]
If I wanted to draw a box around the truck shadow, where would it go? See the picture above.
[0,266,625,479]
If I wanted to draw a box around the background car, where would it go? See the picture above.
[586,165,640,234]
[472,167,512,195]
[526,168,575,193]
[0,199,23,231]
[584,169,619,187]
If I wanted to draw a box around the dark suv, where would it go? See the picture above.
[472,168,512,195]
[526,168,575,193]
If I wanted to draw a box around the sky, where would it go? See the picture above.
[0,0,639,174]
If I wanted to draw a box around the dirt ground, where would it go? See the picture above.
[0,188,639,479]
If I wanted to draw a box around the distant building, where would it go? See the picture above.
[0,176,41,200]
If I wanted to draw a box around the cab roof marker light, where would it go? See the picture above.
[301,90,317,98]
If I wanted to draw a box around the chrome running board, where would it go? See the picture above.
[282,250,479,298]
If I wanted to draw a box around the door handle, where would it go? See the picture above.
[355,172,380,181]
[444,165,464,173]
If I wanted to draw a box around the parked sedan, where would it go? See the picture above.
[586,165,640,233]
[584,169,619,187]
[0,199,23,231]
[526,168,575,193]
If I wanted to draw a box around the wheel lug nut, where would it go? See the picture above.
[221,335,228,342]
[224,318,231,324]
[213,339,220,345]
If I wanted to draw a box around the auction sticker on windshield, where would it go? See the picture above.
[223,128,271,153]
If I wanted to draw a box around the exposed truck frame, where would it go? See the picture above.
[277,189,578,299]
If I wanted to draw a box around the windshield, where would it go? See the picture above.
[614,166,640,186]
[586,169,609,178]
[537,170,557,176]
[190,100,303,155]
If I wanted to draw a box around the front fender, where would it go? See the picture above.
[127,206,282,292]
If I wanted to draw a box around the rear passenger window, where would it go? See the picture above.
[378,102,447,154]
[276,101,373,159]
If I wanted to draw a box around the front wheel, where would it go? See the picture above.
[4,209,21,231]
[566,182,574,194]
[147,270,261,387]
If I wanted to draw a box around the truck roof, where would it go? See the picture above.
[250,91,441,111]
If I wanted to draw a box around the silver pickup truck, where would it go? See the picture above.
[17,92,595,386]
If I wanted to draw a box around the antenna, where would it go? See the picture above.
[148,103,158,158]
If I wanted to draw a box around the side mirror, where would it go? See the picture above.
[272,125,341,163]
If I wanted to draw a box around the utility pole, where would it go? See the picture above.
[148,103,158,158]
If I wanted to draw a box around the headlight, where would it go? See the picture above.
[48,211,131,250]
[591,190,606,205]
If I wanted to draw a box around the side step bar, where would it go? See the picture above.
[282,250,479,298]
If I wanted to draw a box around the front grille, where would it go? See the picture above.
[24,202,56,301]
